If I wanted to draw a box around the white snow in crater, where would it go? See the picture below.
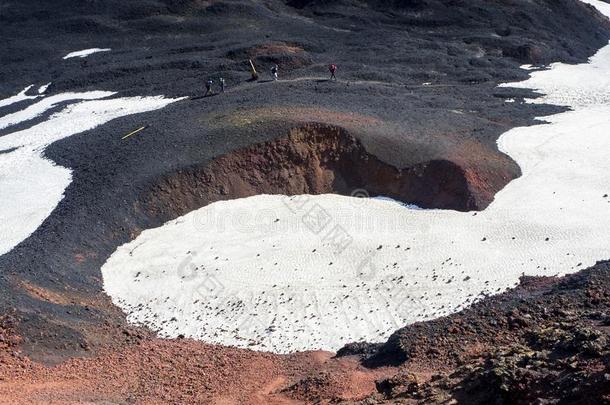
[0,91,183,256]
[102,1,610,353]
[0,85,39,109]
[63,48,111,60]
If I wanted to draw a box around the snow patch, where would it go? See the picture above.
[520,64,536,71]
[0,94,183,257]
[38,83,52,94]
[0,86,39,109]
[501,40,610,109]
[63,48,111,59]
[0,91,116,131]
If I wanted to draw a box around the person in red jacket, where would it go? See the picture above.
[329,63,337,81]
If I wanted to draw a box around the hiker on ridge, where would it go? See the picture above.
[204,79,213,97]
[329,63,337,81]
[219,77,225,93]
[271,64,279,81]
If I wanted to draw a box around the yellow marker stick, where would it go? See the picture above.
[121,126,147,140]
[249,59,259,80]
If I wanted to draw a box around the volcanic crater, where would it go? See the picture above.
[2,0,610,403]
[140,123,491,223]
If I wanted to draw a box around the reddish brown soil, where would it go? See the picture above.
[227,41,313,70]
[0,335,394,404]
[1,263,607,404]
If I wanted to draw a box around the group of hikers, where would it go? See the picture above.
[203,63,337,97]
[204,77,225,97]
